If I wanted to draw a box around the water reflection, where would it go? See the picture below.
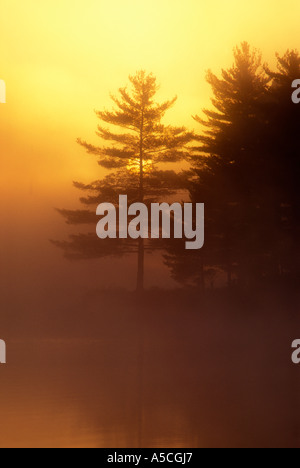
[0,290,299,448]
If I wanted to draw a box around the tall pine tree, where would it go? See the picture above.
[54,71,193,291]
[166,44,300,288]
[165,43,271,288]
[264,50,300,278]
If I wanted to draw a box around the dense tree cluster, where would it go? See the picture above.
[55,43,300,290]
[166,43,300,288]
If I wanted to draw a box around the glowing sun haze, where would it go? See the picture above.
[0,0,299,192]
[0,0,299,292]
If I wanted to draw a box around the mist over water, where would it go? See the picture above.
[0,287,298,448]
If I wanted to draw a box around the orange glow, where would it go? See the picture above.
[0,0,300,287]
[127,158,153,174]
[1,0,300,194]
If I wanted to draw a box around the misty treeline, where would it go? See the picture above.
[54,42,300,291]
[166,42,300,289]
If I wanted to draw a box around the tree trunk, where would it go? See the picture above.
[136,107,145,293]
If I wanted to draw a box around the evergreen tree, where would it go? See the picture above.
[54,71,193,291]
[195,42,271,285]
[264,50,300,277]
[166,44,300,288]
[166,43,272,287]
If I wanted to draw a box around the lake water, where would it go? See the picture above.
[0,291,299,448]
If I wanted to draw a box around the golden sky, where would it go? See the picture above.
[1,0,300,193]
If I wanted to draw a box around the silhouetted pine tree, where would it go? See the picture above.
[54,71,193,291]
[166,43,272,288]
[166,44,300,288]
[264,50,300,278]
